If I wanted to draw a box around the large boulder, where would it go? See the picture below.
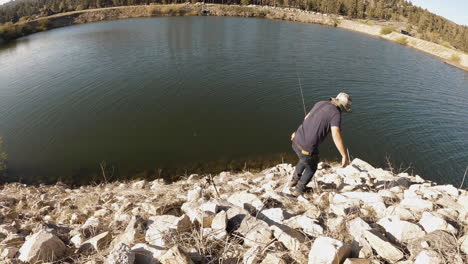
[260,208,292,224]
[145,215,191,247]
[400,197,433,213]
[18,230,67,263]
[285,215,324,237]
[363,230,403,263]
[418,212,457,234]
[308,236,350,264]
[228,191,264,211]
[271,225,306,252]
[377,216,426,243]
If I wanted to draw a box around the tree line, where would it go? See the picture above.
[0,0,467,52]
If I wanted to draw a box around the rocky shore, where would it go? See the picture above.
[2,4,467,72]
[0,158,467,263]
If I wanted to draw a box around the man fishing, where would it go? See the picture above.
[289,92,352,195]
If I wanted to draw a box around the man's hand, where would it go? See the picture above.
[331,126,349,168]
[341,156,350,168]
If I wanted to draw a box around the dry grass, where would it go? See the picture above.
[164,227,244,263]
[451,54,462,64]
[395,36,409,46]
[381,26,396,35]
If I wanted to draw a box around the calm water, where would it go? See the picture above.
[0,17,467,185]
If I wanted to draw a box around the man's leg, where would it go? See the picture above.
[296,154,319,193]
[289,142,305,187]
[290,159,305,187]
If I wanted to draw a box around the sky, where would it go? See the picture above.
[0,0,466,25]
[409,0,468,26]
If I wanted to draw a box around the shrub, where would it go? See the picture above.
[332,17,340,27]
[441,42,452,49]
[0,22,22,40]
[450,54,461,64]
[36,19,49,31]
[395,36,408,46]
[380,26,396,35]
[241,0,250,5]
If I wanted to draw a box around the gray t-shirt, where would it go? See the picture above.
[294,101,341,154]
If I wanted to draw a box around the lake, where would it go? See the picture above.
[0,16,467,185]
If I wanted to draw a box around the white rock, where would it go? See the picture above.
[78,231,112,254]
[435,208,458,221]
[336,166,360,177]
[457,195,468,211]
[70,213,87,225]
[419,212,457,234]
[346,217,371,240]
[385,205,417,221]
[431,185,459,197]
[351,158,375,171]
[145,215,191,247]
[400,197,433,213]
[308,236,350,264]
[285,215,324,237]
[105,243,135,264]
[159,246,193,264]
[369,168,394,180]
[211,211,227,231]
[378,216,426,243]
[200,202,219,214]
[261,208,292,224]
[243,245,262,264]
[1,247,18,259]
[18,230,67,263]
[459,235,468,254]
[71,233,85,248]
[244,226,273,248]
[228,191,264,210]
[327,217,346,234]
[131,243,166,264]
[80,216,102,237]
[414,250,442,264]
[111,216,145,248]
[364,230,403,263]
[271,225,306,252]
[187,187,202,202]
[132,180,147,189]
[342,192,387,218]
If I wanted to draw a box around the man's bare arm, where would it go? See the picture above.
[331,126,349,167]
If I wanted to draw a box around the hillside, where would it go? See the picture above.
[0,158,467,263]
[1,0,467,53]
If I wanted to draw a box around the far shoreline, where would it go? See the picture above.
[1,3,467,72]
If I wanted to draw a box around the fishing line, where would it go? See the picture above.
[296,71,307,117]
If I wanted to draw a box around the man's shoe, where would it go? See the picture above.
[290,187,304,197]
[287,177,299,188]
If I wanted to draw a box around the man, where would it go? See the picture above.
[290,92,352,195]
